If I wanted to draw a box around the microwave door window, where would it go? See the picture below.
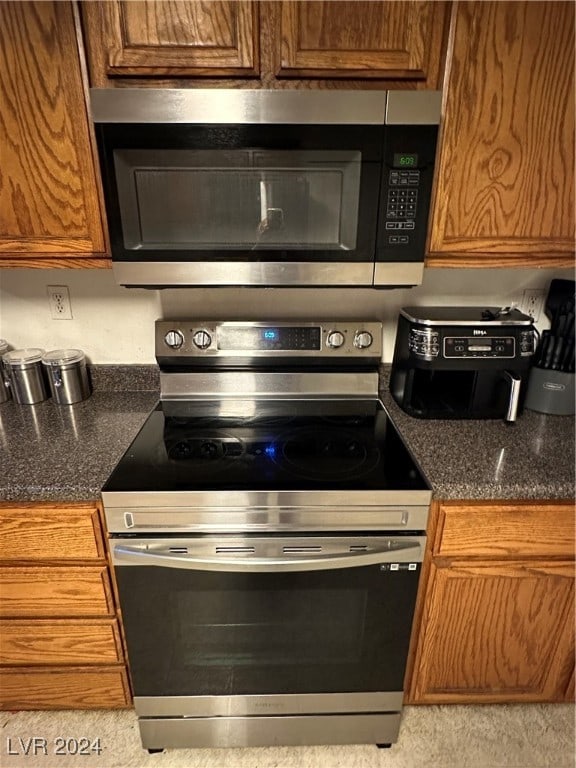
[113,149,361,252]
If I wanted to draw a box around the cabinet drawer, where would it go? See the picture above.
[0,505,105,561]
[0,566,115,617]
[0,666,131,709]
[0,619,123,665]
[435,502,575,558]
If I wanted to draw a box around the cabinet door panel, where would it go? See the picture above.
[0,666,130,709]
[0,1,106,257]
[0,619,123,665]
[428,1,575,265]
[0,567,114,617]
[87,0,258,77]
[278,1,447,83]
[0,505,105,561]
[435,502,575,559]
[411,561,575,702]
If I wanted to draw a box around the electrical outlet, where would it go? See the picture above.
[47,285,73,320]
[520,288,546,323]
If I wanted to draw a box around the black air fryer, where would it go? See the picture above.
[390,307,537,421]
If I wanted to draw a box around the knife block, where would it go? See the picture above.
[525,367,575,416]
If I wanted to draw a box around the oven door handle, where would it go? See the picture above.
[113,542,423,572]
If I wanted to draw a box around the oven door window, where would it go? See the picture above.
[116,563,419,697]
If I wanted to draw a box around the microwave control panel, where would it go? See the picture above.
[384,169,420,245]
[376,124,438,262]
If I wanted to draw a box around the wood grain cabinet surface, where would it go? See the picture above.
[82,0,259,79]
[408,500,576,704]
[82,0,448,88]
[0,504,106,561]
[427,1,575,267]
[276,1,448,84]
[0,502,130,709]
[0,1,108,267]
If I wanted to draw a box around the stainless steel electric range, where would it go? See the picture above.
[101,320,432,753]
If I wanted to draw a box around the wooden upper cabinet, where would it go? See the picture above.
[82,1,259,79]
[82,1,448,88]
[0,1,107,264]
[428,1,575,266]
[276,1,448,85]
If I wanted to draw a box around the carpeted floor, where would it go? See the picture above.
[1,705,574,768]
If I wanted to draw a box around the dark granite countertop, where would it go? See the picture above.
[379,385,574,502]
[0,365,573,503]
[0,366,158,503]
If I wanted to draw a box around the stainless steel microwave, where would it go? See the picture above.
[91,89,441,288]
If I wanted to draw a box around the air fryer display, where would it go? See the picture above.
[444,336,516,358]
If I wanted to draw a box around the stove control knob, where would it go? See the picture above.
[193,330,212,350]
[327,331,345,349]
[164,330,184,349]
[353,331,373,349]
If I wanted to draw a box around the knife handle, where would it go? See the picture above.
[550,337,565,370]
[543,334,556,369]
[535,330,550,367]
[560,339,572,372]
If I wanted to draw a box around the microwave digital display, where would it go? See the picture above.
[393,153,418,168]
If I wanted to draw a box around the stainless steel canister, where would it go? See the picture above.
[0,339,10,403]
[42,349,90,405]
[3,349,48,404]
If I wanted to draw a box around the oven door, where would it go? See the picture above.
[112,534,425,717]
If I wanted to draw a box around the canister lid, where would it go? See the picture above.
[0,339,9,356]
[3,348,44,367]
[42,349,86,367]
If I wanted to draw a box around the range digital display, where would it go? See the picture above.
[218,326,321,351]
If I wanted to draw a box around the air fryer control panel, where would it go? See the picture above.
[408,327,536,361]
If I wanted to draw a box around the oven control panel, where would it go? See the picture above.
[156,321,383,359]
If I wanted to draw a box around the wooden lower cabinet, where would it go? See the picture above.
[0,667,130,710]
[0,619,123,665]
[0,502,130,709]
[407,501,576,703]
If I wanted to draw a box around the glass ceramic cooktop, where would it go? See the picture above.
[103,399,429,493]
